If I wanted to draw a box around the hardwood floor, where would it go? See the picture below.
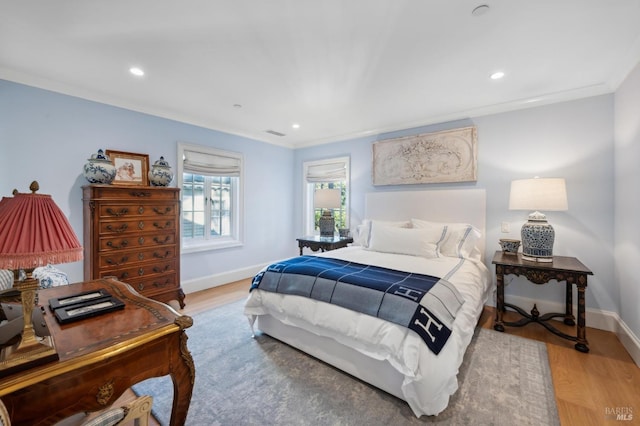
[178,279,249,315]
[132,279,639,426]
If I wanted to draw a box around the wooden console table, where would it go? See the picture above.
[492,251,593,353]
[0,278,194,425]
[296,236,353,256]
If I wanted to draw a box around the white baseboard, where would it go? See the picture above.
[502,295,640,367]
[181,263,269,294]
[617,320,640,368]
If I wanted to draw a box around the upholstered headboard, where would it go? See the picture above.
[364,189,487,257]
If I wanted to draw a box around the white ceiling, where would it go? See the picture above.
[2,1,640,148]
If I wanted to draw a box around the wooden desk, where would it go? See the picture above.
[492,251,593,353]
[296,236,353,256]
[0,278,194,425]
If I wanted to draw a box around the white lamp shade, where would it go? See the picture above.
[314,189,341,209]
[509,178,568,211]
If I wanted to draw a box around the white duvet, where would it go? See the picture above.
[244,246,492,417]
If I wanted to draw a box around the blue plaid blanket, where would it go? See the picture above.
[251,256,464,355]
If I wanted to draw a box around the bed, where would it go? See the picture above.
[244,189,491,417]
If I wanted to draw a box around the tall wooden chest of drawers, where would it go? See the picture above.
[82,185,185,308]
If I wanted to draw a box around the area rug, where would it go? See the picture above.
[132,300,559,426]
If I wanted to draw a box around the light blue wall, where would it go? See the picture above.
[0,78,626,328]
[615,62,640,339]
[295,95,616,315]
[0,80,296,288]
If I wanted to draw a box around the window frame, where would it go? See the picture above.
[302,156,350,236]
[177,142,244,253]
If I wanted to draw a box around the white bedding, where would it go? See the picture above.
[244,246,492,417]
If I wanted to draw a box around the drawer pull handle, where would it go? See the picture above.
[138,253,145,260]
[106,223,128,233]
[106,256,129,266]
[153,236,171,244]
[129,191,151,197]
[153,250,171,259]
[106,240,129,249]
[138,237,145,244]
[153,279,171,288]
[152,265,171,273]
[138,268,145,276]
[153,207,172,215]
[153,221,172,229]
[138,221,145,230]
[138,283,145,291]
[106,208,129,217]
[138,206,145,214]
[120,272,129,279]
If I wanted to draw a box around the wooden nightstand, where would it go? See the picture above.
[296,236,353,256]
[492,251,593,353]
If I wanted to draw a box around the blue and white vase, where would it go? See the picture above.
[83,149,116,184]
[520,211,555,261]
[148,156,174,186]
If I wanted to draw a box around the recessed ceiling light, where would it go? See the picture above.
[129,67,145,77]
[490,71,505,80]
[233,104,242,109]
[292,123,300,129]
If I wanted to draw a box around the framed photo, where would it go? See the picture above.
[49,289,112,310]
[106,150,149,186]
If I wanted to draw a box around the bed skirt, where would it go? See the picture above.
[256,314,406,400]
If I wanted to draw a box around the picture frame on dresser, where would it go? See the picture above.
[106,150,150,186]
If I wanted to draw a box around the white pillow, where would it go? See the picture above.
[367,223,439,258]
[352,221,370,247]
[411,218,481,259]
[352,219,411,248]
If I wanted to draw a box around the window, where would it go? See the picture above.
[178,143,243,252]
[302,157,350,235]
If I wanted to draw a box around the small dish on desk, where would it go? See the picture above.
[499,239,521,255]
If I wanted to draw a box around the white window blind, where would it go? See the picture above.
[183,149,241,177]
[302,156,350,235]
[178,142,244,253]
[305,161,347,183]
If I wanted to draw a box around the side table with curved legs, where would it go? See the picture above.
[492,251,593,353]
[0,278,194,425]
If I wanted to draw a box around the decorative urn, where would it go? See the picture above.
[83,149,116,184]
[148,156,174,186]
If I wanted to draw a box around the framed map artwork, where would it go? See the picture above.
[372,126,477,185]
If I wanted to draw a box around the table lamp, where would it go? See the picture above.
[314,189,341,237]
[0,181,83,375]
[509,177,568,262]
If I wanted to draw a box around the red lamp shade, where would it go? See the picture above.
[0,196,11,213]
[0,192,83,270]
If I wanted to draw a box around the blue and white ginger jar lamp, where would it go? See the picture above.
[148,156,174,186]
[83,149,116,184]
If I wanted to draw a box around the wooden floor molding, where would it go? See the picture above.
[119,279,639,426]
